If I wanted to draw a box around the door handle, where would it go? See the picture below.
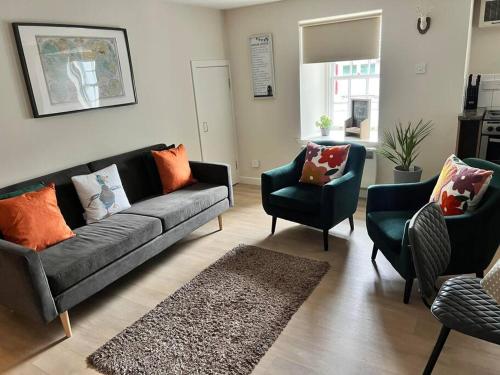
[490,138,500,143]
[202,122,209,132]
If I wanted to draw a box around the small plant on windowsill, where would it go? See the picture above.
[378,119,433,183]
[316,115,333,136]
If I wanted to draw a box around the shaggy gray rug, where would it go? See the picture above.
[87,244,330,375]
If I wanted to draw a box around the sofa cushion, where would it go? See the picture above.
[40,214,162,295]
[269,184,322,214]
[299,142,350,186]
[121,183,228,231]
[88,144,173,204]
[366,210,415,254]
[72,164,131,224]
[0,164,92,230]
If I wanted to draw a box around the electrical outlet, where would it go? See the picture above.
[415,63,427,74]
[251,160,260,168]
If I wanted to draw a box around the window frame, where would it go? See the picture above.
[326,60,380,130]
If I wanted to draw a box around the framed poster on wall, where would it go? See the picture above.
[13,23,138,118]
[249,33,275,99]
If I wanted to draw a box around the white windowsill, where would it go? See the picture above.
[299,129,379,149]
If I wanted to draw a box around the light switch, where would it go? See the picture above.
[415,63,427,74]
[251,160,260,168]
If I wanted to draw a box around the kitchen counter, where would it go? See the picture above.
[458,107,486,121]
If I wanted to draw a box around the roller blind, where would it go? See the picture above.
[302,16,381,64]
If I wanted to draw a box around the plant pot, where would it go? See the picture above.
[393,165,422,184]
[320,128,330,136]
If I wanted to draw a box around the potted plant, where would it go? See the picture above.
[378,119,433,183]
[316,115,333,136]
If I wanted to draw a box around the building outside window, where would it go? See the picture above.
[328,59,380,134]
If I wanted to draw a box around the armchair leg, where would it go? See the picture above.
[59,311,72,338]
[349,216,354,231]
[271,216,277,235]
[371,245,378,261]
[403,278,414,304]
[323,229,329,251]
[423,325,450,375]
[476,270,484,278]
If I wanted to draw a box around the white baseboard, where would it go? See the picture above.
[238,176,261,186]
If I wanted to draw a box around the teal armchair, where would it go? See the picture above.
[366,159,500,304]
[262,141,366,251]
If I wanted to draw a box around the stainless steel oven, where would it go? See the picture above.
[479,120,500,165]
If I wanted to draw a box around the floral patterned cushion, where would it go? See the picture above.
[430,155,493,216]
[299,142,350,186]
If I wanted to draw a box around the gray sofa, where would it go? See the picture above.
[0,144,232,337]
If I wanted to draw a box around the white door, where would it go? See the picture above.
[191,61,239,183]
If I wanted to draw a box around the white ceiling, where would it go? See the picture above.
[168,0,282,10]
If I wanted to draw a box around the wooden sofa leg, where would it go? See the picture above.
[59,311,72,338]
[271,216,277,235]
[217,215,223,231]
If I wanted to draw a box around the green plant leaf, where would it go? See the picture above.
[378,119,433,169]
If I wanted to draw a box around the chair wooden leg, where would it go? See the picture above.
[349,216,354,231]
[476,270,484,278]
[371,244,378,261]
[323,229,329,251]
[403,278,414,304]
[423,325,451,375]
[59,311,72,338]
[271,216,277,235]
[217,215,223,231]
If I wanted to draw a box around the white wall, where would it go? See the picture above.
[300,63,327,139]
[225,0,473,183]
[0,0,226,186]
[469,0,500,74]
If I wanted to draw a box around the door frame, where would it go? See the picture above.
[190,59,240,182]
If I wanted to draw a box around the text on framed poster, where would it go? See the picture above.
[249,33,275,98]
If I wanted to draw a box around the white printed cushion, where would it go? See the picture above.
[430,155,493,216]
[481,260,500,305]
[299,142,350,186]
[71,164,131,223]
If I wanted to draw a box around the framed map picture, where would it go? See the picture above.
[13,23,137,118]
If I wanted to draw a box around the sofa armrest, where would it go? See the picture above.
[321,172,358,223]
[261,161,302,213]
[189,161,233,206]
[366,176,438,213]
[0,239,58,323]
[261,162,301,193]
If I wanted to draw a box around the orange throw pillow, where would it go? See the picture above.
[152,144,196,194]
[0,183,75,251]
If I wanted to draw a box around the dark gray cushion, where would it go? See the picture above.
[121,183,229,231]
[40,214,162,295]
[0,164,92,229]
[54,199,230,313]
[88,144,173,204]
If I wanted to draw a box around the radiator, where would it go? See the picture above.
[361,147,377,192]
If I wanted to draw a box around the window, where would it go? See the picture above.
[299,11,382,142]
[328,59,380,134]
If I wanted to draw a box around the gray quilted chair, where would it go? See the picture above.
[408,203,500,375]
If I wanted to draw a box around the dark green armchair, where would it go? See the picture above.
[262,141,366,251]
[366,158,500,304]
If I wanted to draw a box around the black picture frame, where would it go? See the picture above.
[12,22,138,118]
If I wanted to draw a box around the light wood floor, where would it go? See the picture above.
[0,184,498,375]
